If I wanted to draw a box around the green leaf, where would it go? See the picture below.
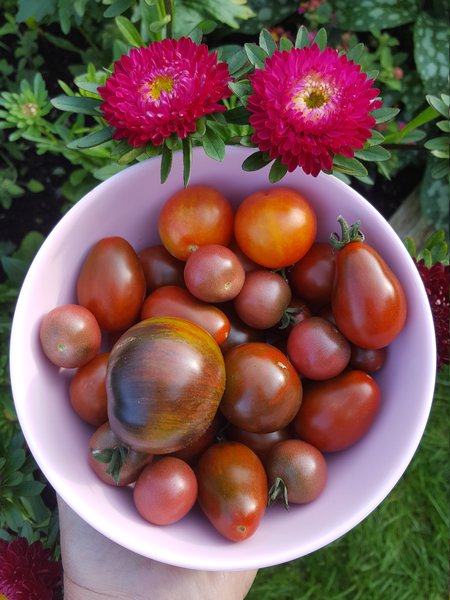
[436,120,450,133]
[295,25,310,49]
[242,150,271,172]
[228,80,252,102]
[182,137,192,187]
[312,27,327,51]
[90,449,114,463]
[403,237,416,258]
[225,106,252,125]
[414,13,449,95]
[332,155,368,178]
[426,95,449,118]
[424,137,449,152]
[334,0,421,31]
[279,37,293,52]
[13,480,46,497]
[117,146,147,164]
[346,42,365,64]
[104,0,134,17]
[367,129,385,146]
[269,157,288,183]
[184,0,255,29]
[149,15,171,32]
[225,47,250,76]
[160,144,173,183]
[244,43,267,69]
[51,95,102,116]
[75,81,101,96]
[354,145,391,162]
[115,15,145,47]
[26,179,45,193]
[371,106,400,124]
[67,126,114,149]
[188,25,203,44]
[259,29,277,57]
[420,156,449,234]
[202,125,225,161]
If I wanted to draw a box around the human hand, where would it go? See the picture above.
[57,496,257,600]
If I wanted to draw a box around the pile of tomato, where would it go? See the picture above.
[39,184,407,543]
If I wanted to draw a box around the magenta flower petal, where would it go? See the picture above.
[98,38,232,147]
[248,44,383,176]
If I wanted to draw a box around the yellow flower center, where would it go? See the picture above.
[291,74,337,121]
[147,75,174,99]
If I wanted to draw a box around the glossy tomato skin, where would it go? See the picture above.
[140,285,230,345]
[196,441,267,542]
[293,370,381,452]
[158,185,234,261]
[288,243,336,305]
[169,412,225,465]
[349,344,387,373]
[219,304,265,355]
[332,241,407,349]
[234,187,317,269]
[69,352,109,426]
[287,316,351,380]
[226,425,292,464]
[107,317,226,454]
[138,245,185,293]
[266,439,328,504]
[133,457,198,525]
[39,304,101,368]
[233,270,292,330]
[88,421,152,487]
[184,244,245,303]
[220,342,303,433]
[77,237,146,332]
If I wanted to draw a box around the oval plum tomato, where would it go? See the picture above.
[332,240,407,349]
[288,242,336,305]
[39,304,101,368]
[196,441,267,542]
[233,270,292,329]
[140,285,230,345]
[77,236,146,332]
[158,185,234,261]
[69,352,109,426]
[184,244,245,303]
[293,370,381,452]
[226,425,292,464]
[133,457,198,525]
[138,244,185,293]
[349,344,387,373]
[220,342,302,433]
[88,421,152,486]
[287,316,351,380]
[266,439,328,505]
[234,187,317,269]
[218,305,265,355]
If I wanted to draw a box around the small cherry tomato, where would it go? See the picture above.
[220,342,302,433]
[266,439,328,505]
[158,185,234,261]
[287,316,351,380]
[349,344,387,373]
[133,457,198,525]
[69,352,109,426]
[40,304,101,368]
[234,187,317,269]
[184,244,245,303]
[196,441,267,542]
[140,285,230,345]
[288,242,336,305]
[77,236,146,332]
[233,270,292,330]
[138,245,185,293]
[294,370,381,452]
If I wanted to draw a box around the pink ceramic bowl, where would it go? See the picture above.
[10,146,436,570]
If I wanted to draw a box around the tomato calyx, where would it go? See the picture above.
[279,307,302,330]
[329,215,365,250]
[90,445,129,485]
[267,476,290,510]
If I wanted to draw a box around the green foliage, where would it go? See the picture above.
[413,12,449,96]
[334,0,421,31]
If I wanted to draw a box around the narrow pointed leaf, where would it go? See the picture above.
[160,144,173,183]
[51,95,102,115]
[115,15,145,47]
[244,43,267,69]
[312,28,327,51]
[371,106,400,124]
[279,37,293,51]
[202,126,225,161]
[295,25,310,49]
[242,150,271,172]
[269,157,288,183]
[259,29,277,57]
[182,137,192,187]
[354,145,391,161]
[67,126,114,149]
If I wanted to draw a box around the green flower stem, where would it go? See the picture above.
[164,0,174,38]
[383,105,440,144]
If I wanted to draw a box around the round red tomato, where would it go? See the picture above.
[133,457,198,525]
[349,344,387,373]
[77,236,146,332]
[138,244,185,293]
[39,304,101,368]
[226,425,292,464]
[220,342,302,433]
[293,370,381,452]
[288,242,336,305]
[158,185,234,261]
[69,352,109,426]
[234,187,317,269]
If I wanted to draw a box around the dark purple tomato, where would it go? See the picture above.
[138,245,185,293]
[316,304,336,325]
[88,421,152,486]
[196,441,267,542]
[233,270,292,330]
[226,424,292,464]
[133,457,198,525]
[287,316,351,380]
[266,439,328,505]
[288,242,336,305]
[69,352,109,426]
[220,342,302,433]
[39,304,101,368]
[184,244,245,303]
[293,370,381,452]
[349,344,387,372]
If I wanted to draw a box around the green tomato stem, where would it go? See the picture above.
[329,215,365,250]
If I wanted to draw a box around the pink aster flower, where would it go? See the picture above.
[247,44,382,176]
[0,537,62,599]
[98,37,232,147]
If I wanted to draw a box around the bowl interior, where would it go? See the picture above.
[10,146,436,570]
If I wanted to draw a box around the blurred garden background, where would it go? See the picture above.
[0,0,448,598]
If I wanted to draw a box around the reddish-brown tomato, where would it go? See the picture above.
[69,352,109,426]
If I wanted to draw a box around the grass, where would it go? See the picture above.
[247,365,449,600]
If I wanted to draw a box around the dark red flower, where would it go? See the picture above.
[0,538,62,600]
[98,38,232,147]
[414,259,449,369]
